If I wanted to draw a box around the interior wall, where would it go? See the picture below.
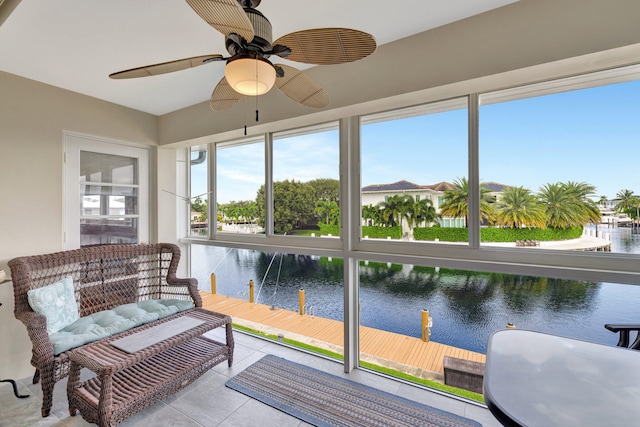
[158,0,640,145]
[0,70,159,379]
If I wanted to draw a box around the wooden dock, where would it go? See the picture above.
[200,292,485,380]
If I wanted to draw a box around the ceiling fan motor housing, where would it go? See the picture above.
[226,7,273,56]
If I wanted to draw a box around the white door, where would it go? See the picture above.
[64,132,149,249]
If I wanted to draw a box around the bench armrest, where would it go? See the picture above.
[605,324,640,349]
[166,277,202,307]
[16,311,55,362]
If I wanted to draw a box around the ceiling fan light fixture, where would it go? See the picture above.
[224,56,276,96]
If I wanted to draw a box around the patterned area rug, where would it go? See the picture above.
[226,355,482,427]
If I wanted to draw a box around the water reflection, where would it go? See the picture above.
[192,245,639,354]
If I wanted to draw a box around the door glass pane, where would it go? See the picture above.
[81,185,137,214]
[79,151,139,246]
[80,152,137,185]
[79,218,138,245]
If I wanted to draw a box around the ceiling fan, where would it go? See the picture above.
[109,0,377,113]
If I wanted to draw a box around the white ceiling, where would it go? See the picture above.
[0,0,517,116]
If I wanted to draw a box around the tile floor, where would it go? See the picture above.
[1,329,501,427]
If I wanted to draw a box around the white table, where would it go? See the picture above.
[484,329,640,427]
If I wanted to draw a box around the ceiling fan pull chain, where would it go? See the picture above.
[244,96,248,135]
[255,59,260,123]
[255,92,259,122]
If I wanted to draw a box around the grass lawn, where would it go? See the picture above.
[288,228,321,237]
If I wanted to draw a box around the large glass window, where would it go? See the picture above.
[480,76,640,254]
[191,245,344,359]
[358,260,639,360]
[270,123,340,236]
[189,146,208,237]
[187,64,640,398]
[361,98,468,243]
[216,138,265,235]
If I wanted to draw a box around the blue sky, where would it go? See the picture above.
[198,79,640,203]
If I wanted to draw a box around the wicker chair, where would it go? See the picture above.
[8,243,201,417]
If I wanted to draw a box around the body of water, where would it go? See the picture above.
[191,225,640,354]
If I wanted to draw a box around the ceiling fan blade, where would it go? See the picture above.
[185,0,254,42]
[274,64,329,108]
[273,28,376,65]
[109,54,223,79]
[210,77,241,111]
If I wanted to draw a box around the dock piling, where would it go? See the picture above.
[422,309,432,342]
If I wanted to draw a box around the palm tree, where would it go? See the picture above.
[362,205,380,225]
[538,182,598,229]
[538,183,576,228]
[315,200,339,225]
[362,204,380,226]
[377,194,412,227]
[405,197,438,228]
[615,189,636,213]
[495,186,547,228]
[562,181,601,226]
[438,177,495,227]
[630,196,640,221]
[598,195,608,208]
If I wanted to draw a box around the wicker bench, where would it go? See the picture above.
[9,243,234,418]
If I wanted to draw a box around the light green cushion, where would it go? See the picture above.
[27,276,80,334]
[49,299,194,355]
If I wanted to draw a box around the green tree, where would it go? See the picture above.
[630,197,640,220]
[562,181,601,226]
[615,189,636,213]
[362,204,383,226]
[191,196,207,222]
[307,178,339,202]
[495,186,547,228]
[256,180,316,234]
[438,177,495,227]
[405,197,438,228]
[218,200,256,224]
[315,200,340,225]
[377,194,412,227]
[538,183,580,229]
[191,196,207,215]
[598,195,608,208]
[615,191,640,220]
[539,181,600,228]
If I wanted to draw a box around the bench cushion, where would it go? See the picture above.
[49,299,194,355]
[27,276,80,334]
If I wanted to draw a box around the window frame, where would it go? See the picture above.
[185,66,640,282]
[183,61,640,373]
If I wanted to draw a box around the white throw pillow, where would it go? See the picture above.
[27,276,80,334]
